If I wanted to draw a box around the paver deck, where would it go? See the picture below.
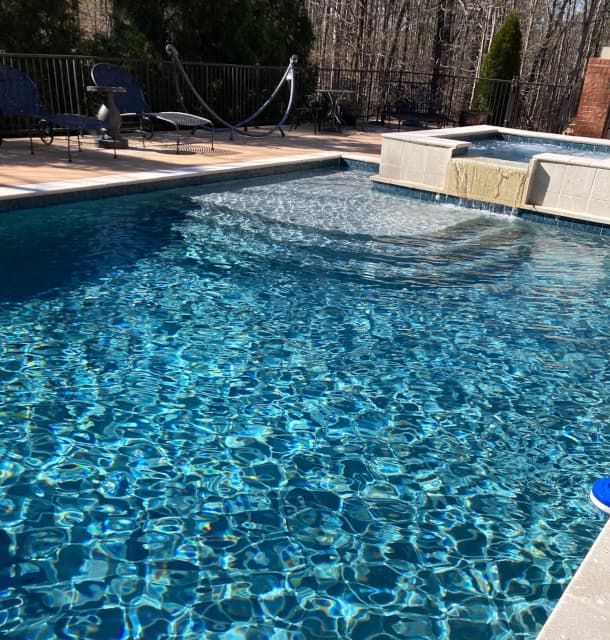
[0,126,382,193]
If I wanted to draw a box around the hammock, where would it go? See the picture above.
[165,44,298,139]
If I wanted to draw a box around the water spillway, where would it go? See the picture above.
[445,157,529,208]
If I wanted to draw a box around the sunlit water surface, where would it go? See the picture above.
[1,168,609,639]
[467,137,610,163]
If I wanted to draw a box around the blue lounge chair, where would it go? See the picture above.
[0,63,107,161]
[90,63,214,153]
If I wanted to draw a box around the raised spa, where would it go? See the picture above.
[373,125,610,224]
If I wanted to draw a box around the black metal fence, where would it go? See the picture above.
[0,52,293,127]
[0,52,571,135]
[313,66,570,132]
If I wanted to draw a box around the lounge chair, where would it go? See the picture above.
[0,63,106,161]
[291,94,324,133]
[90,63,214,153]
[389,94,455,130]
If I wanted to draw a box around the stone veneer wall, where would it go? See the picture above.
[572,55,610,139]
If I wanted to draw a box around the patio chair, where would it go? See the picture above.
[90,63,214,153]
[0,63,106,161]
[291,94,324,133]
[390,92,455,130]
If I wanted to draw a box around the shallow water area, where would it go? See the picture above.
[0,168,609,639]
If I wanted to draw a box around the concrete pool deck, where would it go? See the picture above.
[1,124,609,638]
[537,516,610,639]
[0,126,382,207]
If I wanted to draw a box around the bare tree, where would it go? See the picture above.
[307,0,609,80]
[303,0,609,129]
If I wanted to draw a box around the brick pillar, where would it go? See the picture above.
[571,57,610,138]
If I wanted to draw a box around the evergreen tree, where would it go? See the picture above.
[0,0,80,53]
[86,0,313,65]
[472,11,522,124]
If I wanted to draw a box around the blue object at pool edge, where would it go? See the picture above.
[590,478,610,515]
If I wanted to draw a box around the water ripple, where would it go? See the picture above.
[0,169,609,638]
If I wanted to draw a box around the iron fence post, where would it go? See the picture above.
[504,75,519,127]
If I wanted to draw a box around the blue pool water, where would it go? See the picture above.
[1,168,609,639]
[467,136,610,163]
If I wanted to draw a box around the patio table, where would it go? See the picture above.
[317,88,354,132]
[87,85,129,149]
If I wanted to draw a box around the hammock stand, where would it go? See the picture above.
[165,44,298,140]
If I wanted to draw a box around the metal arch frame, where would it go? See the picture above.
[166,44,298,139]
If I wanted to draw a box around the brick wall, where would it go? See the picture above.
[572,57,610,138]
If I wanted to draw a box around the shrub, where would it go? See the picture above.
[472,11,522,124]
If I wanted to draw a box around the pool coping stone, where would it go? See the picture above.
[0,152,378,212]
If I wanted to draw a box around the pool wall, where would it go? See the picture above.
[526,152,610,218]
[373,126,610,225]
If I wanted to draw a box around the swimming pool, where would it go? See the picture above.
[1,167,609,639]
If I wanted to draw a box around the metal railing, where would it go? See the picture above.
[0,52,572,136]
[0,53,294,130]
[312,66,570,132]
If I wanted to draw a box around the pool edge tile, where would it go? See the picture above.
[0,153,351,213]
[537,518,610,640]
